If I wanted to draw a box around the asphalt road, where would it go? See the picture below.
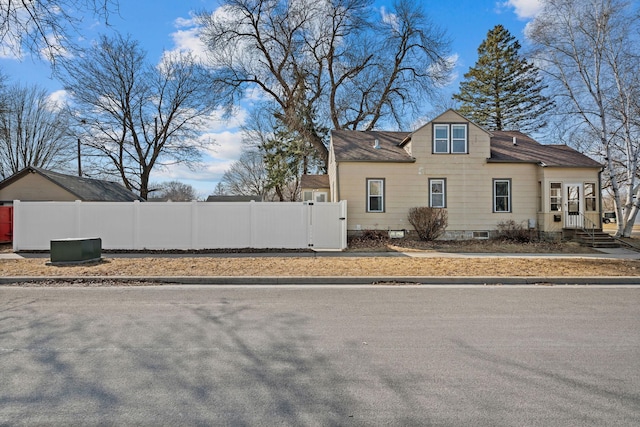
[1,285,639,426]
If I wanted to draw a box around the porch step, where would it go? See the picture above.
[573,230,620,248]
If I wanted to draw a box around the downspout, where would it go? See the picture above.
[598,167,604,228]
[335,163,341,202]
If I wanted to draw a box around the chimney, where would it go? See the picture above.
[373,138,380,149]
[512,136,517,146]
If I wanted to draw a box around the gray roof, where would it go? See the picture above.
[300,174,330,189]
[331,130,413,162]
[206,195,262,202]
[331,128,602,168]
[489,131,603,168]
[0,166,144,201]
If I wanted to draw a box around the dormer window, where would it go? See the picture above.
[433,123,468,154]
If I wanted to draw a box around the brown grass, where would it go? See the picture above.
[1,256,639,277]
[2,237,640,278]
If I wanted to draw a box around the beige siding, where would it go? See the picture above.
[408,110,491,160]
[332,110,602,236]
[339,160,540,233]
[538,167,602,232]
[300,187,331,202]
[0,173,77,201]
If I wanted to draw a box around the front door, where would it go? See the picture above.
[564,184,583,228]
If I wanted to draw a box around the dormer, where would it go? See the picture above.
[400,109,492,160]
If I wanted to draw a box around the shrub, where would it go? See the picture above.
[495,220,532,242]
[359,229,389,242]
[407,207,448,241]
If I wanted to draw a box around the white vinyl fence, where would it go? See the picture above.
[12,200,347,251]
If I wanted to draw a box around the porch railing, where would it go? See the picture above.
[578,212,599,247]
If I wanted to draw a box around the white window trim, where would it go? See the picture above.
[550,182,562,212]
[367,178,384,213]
[433,123,468,154]
[493,179,511,213]
[433,124,450,153]
[429,178,446,208]
[451,124,467,153]
[584,182,597,212]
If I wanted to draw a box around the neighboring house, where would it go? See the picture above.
[300,174,330,202]
[308,109,603,239]
[0,166,143,204]
[206,195,262,202]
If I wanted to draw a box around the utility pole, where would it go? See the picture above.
[77,137,82,177]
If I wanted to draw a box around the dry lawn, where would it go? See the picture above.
[1,239,640,278]
[1,256,640,278]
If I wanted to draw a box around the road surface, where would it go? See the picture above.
[1,285,639,426]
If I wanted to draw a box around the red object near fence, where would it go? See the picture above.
[0,206,12,243]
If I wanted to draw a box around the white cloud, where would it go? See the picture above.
[428,53,459,88]
[168,14,208,61]
[380,6,399,31]
[46,90,70,110]
[499,0,543,19]
[201,130,245,160]
[200,106,248,133]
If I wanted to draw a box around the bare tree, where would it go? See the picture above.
[198,0,452,168]
[58,34,219,199]
[151,180,197,201]
[0,83,74,178]
[220,149,269,199]
[527,0,640,237]
[0,0,118,61]
[212,181,226,196]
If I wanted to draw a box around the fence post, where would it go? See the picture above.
[191,200,199,250]
[341,200,348,250]
[249,200,256,248]
[306,202,313,248]
[133,200,140,250]
[12,200,20,252]
[75,200,82,238]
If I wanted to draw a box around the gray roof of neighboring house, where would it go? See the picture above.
[331,130,413,162]
[300,174,330,189]
[206,195,262,202]
[489,131,603,168]
[0,166,144,201]
[331,128,602,168]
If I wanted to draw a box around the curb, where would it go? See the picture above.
[1,276,639,286]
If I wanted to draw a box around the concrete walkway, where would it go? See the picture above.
[2,246,640,260]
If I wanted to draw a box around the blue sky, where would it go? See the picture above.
[0,0,542,198]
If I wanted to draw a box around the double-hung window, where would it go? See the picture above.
[367,179,384,212]
[585,183,596,211]
[433,124,468,153]
[494,179,511,212]
[550,182,562,211]
[429,179,446,208]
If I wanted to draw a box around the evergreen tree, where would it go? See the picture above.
[453,25,553,133]
[262,123,321,202]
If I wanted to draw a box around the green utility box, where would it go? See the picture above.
[50,238,102,264]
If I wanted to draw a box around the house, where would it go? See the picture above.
[300,174,330,202]
[0,166,143,204]
[206,195,263,202]
[303,110,603,240]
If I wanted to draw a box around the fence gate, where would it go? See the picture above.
[308,201,347,250]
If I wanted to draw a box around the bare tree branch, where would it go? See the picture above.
[57,34,219,199]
